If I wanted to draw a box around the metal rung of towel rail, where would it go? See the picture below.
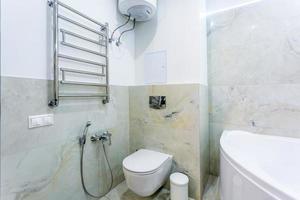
[59,93,108,98]
[48,0,110,107]
[60,68,105,77]
[60,29,106,47]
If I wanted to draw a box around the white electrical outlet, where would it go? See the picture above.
[28,114,54,129]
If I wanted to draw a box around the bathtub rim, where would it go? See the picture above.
[220,130,297,200]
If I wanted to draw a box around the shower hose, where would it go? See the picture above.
[79,123,113,198]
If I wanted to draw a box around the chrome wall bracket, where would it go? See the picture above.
[47,0,54,7]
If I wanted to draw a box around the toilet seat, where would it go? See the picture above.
[122,149,173,197]
[123,149,172,175]
[123,159,169,175]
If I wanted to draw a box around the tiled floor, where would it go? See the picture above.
[101,181,194,200]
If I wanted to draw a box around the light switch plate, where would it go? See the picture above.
[28,114,54,129]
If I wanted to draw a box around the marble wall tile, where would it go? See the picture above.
[1,77,130,199]
[129,85,201,131]
[208,0,300,86]
[129,84,209,200]
[2,78,209,199]
[199,85,209,192]
[210,84,300,134]
[207,0,300,175]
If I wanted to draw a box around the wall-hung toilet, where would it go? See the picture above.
[122,149,173,197]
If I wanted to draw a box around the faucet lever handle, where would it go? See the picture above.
[103,131,112,145]
[90,131,112,145]
[90,135,99,142]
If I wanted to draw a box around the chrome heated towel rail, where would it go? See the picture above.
[48,0,110,107]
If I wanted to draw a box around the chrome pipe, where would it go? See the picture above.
[58,14,106,37]
[60,80,107,87]
[58,54,106,67]
[60,29,106,46]
[61,41,107,57]
[48,0,59,107]
[59,93,108,97]
[60,68,105,77]
[104,23,110,104]
[57,1,106,28]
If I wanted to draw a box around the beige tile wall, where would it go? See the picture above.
[1,77,130,200]
[1,78,209,200]
[129,84,209,199]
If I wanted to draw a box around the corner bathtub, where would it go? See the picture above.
[220,130,300,200]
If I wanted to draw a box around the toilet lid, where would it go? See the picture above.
[123,149,172,174]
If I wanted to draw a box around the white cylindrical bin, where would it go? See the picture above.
[170,172,189,200]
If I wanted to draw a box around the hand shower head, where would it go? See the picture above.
[86,121,92,127]
[84,121,92,137]
[79,121,92,146]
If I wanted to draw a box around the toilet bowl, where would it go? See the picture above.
[122,149,173,197]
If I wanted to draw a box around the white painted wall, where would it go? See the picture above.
[1,0,135,86]
[134,0,208,85]
[1,0,208,86]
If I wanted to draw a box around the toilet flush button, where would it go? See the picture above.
[31,118,42,127]
[28,114,54,129]
[44,115,54,125]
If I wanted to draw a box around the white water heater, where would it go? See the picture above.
[118,0,157,21]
